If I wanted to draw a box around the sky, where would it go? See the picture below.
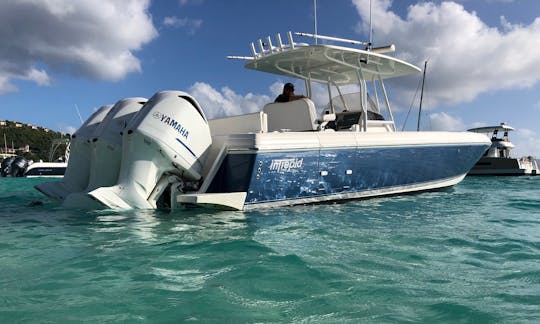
[1,0,540,157]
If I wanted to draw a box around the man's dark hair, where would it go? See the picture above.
[284,83,294,91]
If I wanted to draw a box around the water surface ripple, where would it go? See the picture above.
[0,177,539,322]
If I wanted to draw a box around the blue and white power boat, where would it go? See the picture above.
[36,32,490,210]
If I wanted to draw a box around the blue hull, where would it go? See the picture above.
[205,144,487,206]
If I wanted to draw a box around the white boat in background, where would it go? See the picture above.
[36,31,491,210]
[467,123,538,175]
[24,138,70,177]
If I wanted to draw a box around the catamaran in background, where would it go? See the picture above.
[467,123,538,176]
[36,31,490,210]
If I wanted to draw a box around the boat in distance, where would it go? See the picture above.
[36,31,491,211]
[23,161,67,177]
[467,123,538,176]
[23,138,70,177]
[1,138,69,178]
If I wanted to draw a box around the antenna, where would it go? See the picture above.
[74,104,84,125]
[295,32,369,46]
[417,60,428,131]
[368,0,373,49]
[314,0,318,45]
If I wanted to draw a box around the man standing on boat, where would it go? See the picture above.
[274,83,306,102]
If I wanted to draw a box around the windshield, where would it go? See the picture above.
[327,92,385,120]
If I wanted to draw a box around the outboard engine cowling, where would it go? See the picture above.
[89,91,212,209]
[63,98,147,208]
[35,104,113,201]
[1,157,15,177]
[10,157,29,177]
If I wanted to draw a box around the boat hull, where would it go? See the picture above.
[468,157,538,176]
[177,131,491,210]
[204,146,485,208]
[24,162,67,177]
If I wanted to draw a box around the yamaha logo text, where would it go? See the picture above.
[153,111,189,139]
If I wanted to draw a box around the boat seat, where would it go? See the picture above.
[263,98,319,132]
[209,111,268,136]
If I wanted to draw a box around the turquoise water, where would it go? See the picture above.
[1,177,539,323]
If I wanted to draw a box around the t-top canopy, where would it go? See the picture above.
[468,123,515,133]
[242,39,420,85]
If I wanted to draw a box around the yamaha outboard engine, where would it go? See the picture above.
[10,156,29,177]
[35,105,113,201]
[89,91,212,209]
[1,157,15,177]
[63,97,147,208]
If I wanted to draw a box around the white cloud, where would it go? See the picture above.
[0,0,157,93]
[513,128,540,157]
[179,0,204,6]
[518,138,540,158]
[469,121,488,129]
[0,75,17,94]
[25,68,51,86]
[351,0,540,107]
[60,125,78,136]
[188,82,272,119]
[270,81,284,97]
[499,15,521,32]
[163,16,203,34]
[517,128,536,138]
[429,112,465,131]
